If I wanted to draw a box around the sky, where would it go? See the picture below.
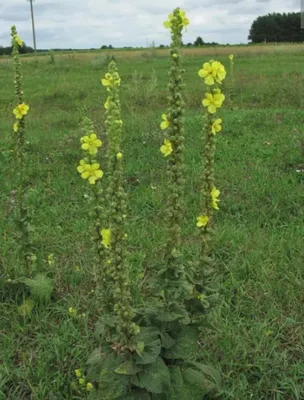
[0,0,301,49]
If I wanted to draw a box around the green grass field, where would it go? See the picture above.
[0,46,304,399]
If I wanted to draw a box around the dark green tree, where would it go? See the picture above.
[194,36,204,46]
[248,12,302,43]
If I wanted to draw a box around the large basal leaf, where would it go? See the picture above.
[137,357,171,394]
[97,373,129,400]
[135,327,161,365]
[182,368,216,394]
[87,348,125,383]
[160,332,175,350]
[17,274,53,302]
[135,339,161,365]
[115,360,141,375]
[123,391,151,400]
[164,325,200,360]
[186,361,221,389]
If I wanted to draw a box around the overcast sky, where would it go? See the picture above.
[0,0,301,49]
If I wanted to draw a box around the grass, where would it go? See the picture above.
[0,45,304,399]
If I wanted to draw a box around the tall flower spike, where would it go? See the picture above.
[102,59,139,345]
[10,26,32,275]
[197,59,226,264]
[159,7,189,296]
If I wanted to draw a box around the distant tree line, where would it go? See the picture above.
[248,12,303,43]
[0,43,34,55]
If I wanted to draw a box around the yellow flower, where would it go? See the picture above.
[172,53,178,59]
[160,113,170,130]
[86,382,93,392]
[14,34,23,46]
[48,254,54,266]
[104,97,110,110]
[75,369,82,378]
[160,139,173,157]
[13,122,19,132]
[196,215,209,227]
[77,160,104,184]
[229,54,234,61]
[101,228,111,248]
[116,152,123,160]
[68,307,77,317]
[80,133,102,155]
[211,186,220,210]
[202,89,225,114]
[163,9,189,29]
[198,61,226,85]
[79,378,86,385]
[101,72,121,87]
[211,118,222,135]
[13,103,29,119]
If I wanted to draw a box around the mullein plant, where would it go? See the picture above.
[157,7,189,301]
[228,54,235,107]
[10,26,32,275]
[196,60,226,266]
[77,116,105,286]
[83,12,221,400]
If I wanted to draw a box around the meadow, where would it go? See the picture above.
[0,43,304,399]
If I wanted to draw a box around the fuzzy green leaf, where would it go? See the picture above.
[17,274,53,302]
[164,325,200,360]
[137,357,171,394]
[135,339,161,365]
[187,361,221,388]
[115,360,141,375]
[161,332,175,349]
[182,368,215,393]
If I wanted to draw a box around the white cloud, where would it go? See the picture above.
[0,0,300,48]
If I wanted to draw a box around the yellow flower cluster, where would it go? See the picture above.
[101,72,121,88]
[77,160,103,184]
[80,132,102,155]
[163,9,189,30]
[74,369,93,392]
[202,89,225,114]
[198,61,226,86]
[12,103,29,132]
[100,228,111,248]
[13,34,23,46]
[160,139,173,157]
[197,59,226,230]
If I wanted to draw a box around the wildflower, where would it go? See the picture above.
[79,378,86,385]
[101,72,121,87]
[163,9,189,29]
[211,118,222,135]
[86,382,93,392]
[14,34,23,46]
[202,89,225,114]
[211,186,220,210]
[13,103,29,119]
[77,160,104,184]
[116,152,123,160]
[160,139,173,157]
[80,133,102,155]
[100,228,111,248]
[48,254,54,266]
[68,307,77,317]
[172,53,178,59]
[198,61,226,85]
[229,54,234,61]
[13,122,19,132]
[75,265,81,272]
[196,215,209,227]
[160,113,170,130]
[75,369,82,378]
[104,97,110,110]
